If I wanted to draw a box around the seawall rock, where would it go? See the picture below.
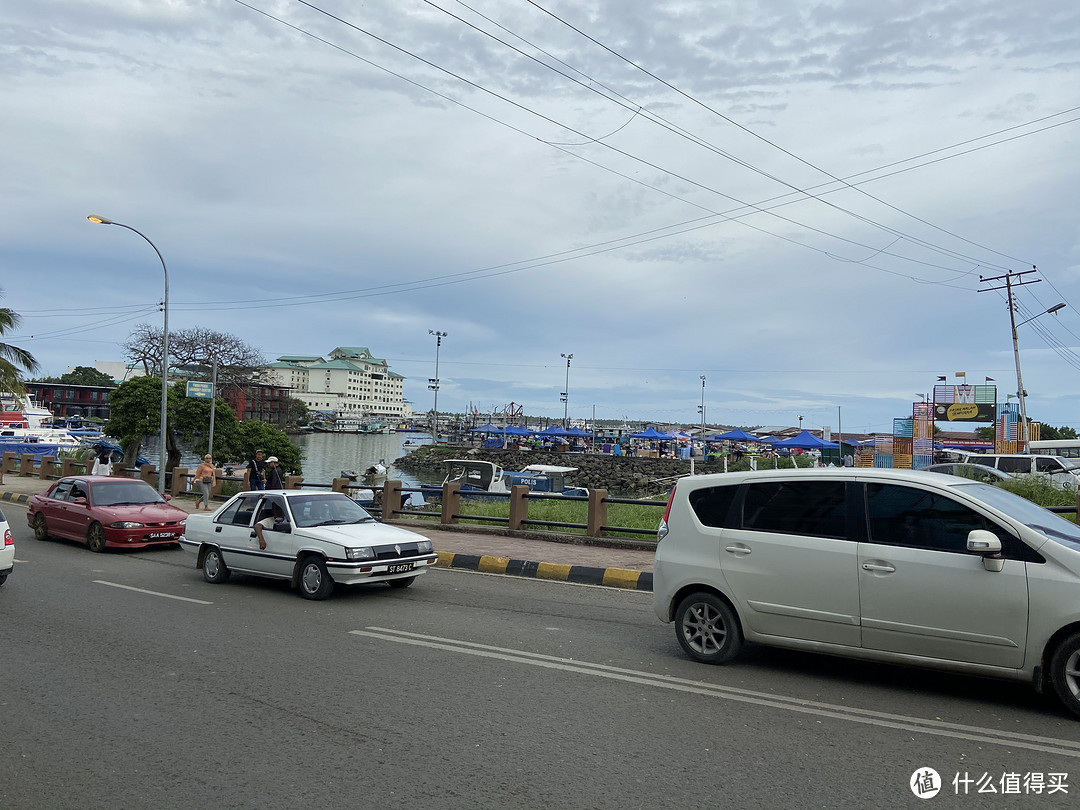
[393,446,729,497]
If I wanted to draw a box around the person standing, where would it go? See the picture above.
[265,455,284,490]
[246,450,266,491]
[193,454,217,511]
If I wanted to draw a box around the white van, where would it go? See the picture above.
[653,467,1080,717]
[966,454,1080,490]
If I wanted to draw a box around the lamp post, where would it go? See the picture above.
[798,414,803,431]
[428,330,446,437]
[88,215,169,493]
[698,376,706,463]
[1012,302,1066,450]
[560,353,573,428]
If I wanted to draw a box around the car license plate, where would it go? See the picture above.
[148,532,174,539]
[387,563,413,574]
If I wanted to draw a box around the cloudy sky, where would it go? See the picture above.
[3,0,1078,434]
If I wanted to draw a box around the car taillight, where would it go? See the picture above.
[658,483,677,542]
[4,528,12,546]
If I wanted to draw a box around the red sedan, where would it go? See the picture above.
[27,476,187,552]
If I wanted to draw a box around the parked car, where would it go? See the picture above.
[0,505,13,586]
[179,490,438,600]
[922,462,1014,484]
[653,467,1080,717]
[27,476,187,552]
[966,453,1080,490]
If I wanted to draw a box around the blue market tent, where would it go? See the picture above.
[563,426,593,437]
[772,430,839,449]
[707,428,761,442]
[502,424,531,436]
[469,423,504,433]
[628,427,673,440]
[537,425,577,437]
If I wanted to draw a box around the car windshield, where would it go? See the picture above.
[89,481,165,507]
[287,494,374,528]
[952,481,1080,550]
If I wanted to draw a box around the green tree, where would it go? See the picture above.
[0,288,38,395]
[237,420,303,476]
[1037,424,1078,441]
[283,396,310,427]
[975,426,995,440]
[103,376,169,466]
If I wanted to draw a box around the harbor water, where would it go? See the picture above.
[293,431,434,488]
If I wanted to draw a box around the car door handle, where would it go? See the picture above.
[724,544,752,556]
[862,562,896,573]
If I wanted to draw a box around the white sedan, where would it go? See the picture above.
[179,490,437,600]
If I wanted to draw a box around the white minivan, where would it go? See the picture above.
[653,467,1080,717]
[966,454,1080,490]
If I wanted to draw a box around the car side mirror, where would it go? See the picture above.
[162,493,172,501]
[73,496,87,505]
[967,529,1004,572]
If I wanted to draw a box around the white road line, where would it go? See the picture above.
[94,580,212,604]
[354,626,1080,759]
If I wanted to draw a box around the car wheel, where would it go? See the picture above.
[387,576,416,589]
[674,592,743,664]
[86,523,108,553]
[298,556,334,600]
[32,513,49,541]
[202,548,230,584]
[1049,633,1080,717]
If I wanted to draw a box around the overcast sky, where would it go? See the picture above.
[3,0,1078,433]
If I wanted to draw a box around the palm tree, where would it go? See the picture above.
[0,288,38,395]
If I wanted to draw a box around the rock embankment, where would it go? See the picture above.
[393,446,728,497]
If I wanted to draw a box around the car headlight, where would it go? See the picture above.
[417,540,433,553]
[109,521,144,529]
[346,546,374,561]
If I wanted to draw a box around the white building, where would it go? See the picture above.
[262,347,407,420]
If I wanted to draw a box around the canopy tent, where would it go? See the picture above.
[563,426,593,437]
[536,425,575,437]
[469,423,504,434]
[706,428,761,442]
[502,424,531,437]
[628,427,674,440]
[758,435,780,444]
[771,430,840,449]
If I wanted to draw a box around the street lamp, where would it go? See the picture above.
[428,330,446,437]
[798,414,803,431]
[698,376,706,461]
[1012,302,1066,450]
[560,353,573,428]
[88,215,169,493]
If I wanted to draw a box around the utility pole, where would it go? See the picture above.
[979,268,1041,450]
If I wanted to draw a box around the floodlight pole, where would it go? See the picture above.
[428,330,446,438]
[560,353,573,428]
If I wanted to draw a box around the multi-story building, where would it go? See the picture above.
[261,347,406,420]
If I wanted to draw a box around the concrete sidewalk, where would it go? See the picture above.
[0,473,655,591]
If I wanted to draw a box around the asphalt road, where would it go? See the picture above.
[3,503,1080,809]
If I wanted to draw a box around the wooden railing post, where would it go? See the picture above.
[587,488,608,537]
[508,484,529,530]
[442,481,461,525]
[172,467,189,498]
[331,477,349,493]
[382,480,402,519]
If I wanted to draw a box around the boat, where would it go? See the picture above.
[426,459,588,499]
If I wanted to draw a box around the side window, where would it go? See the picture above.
[997,457,1030,475]
[256,496,289,525]
[741,480,848,539]
[51,480,73,501]
[688,485,740,528]
[216,494,262,527]
[969,457,995,467]
[866,483,1001,554]
[1035,457,1063,473]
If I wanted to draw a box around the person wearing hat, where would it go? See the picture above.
[265,455,284,490]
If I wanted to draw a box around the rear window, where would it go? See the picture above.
[688,484,740,528]
[741,480,848,539]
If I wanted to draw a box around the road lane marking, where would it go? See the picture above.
[353,626,1080,759]
[94,580,212,604]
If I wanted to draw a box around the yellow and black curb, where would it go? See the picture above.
[435,551,653,591]
[0,492,30,504]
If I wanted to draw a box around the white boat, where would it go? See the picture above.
[431,459,587,498]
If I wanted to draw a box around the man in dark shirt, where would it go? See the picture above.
[247,450,266,491]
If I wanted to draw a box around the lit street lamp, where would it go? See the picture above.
[1012,302,1066,450]
[428,330,446,437]
[88,215,169,493]
[560,353,573,428]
